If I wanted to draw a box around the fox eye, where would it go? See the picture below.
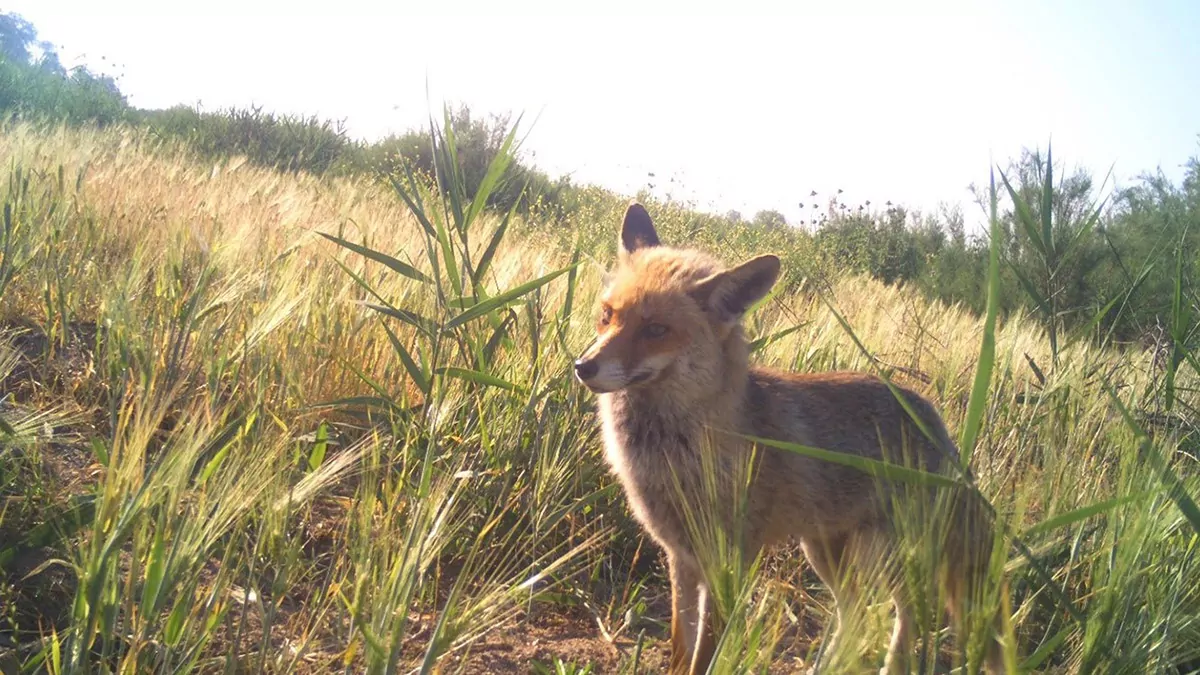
[642,322,669,338]
[599,305,613,326]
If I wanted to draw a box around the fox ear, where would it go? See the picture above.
[691,254,781,323]
[619,202,660,259]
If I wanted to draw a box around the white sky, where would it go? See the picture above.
[11,0,1200,229]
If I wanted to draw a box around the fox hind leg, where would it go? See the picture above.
[881,585,917,675]
[801,536,858,668]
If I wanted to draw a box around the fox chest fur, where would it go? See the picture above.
[598,392,712,551]
[596,384,783,554]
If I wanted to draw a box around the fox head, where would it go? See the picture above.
[574,202,780,399]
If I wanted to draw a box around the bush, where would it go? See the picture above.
[0,57,128,127]
[342,105,566,213]
[138,105,350,175]
[0,12,128,126]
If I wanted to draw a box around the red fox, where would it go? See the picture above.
[574,203,1007,674]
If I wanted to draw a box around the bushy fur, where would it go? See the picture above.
[575,203,1007,674]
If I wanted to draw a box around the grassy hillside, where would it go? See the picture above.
[5,8,1200,353]
[2,119,1198,674]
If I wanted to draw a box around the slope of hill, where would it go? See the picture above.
[1,121,1198,673]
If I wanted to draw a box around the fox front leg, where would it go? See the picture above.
[667,554,715,674]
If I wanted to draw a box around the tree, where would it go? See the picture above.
[0,11,67,76]
[0,13,38,64]
[752,209,788,229]
[1100,152,1200,342]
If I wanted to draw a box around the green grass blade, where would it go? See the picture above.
[389,157,450,303]
[960,166,1001,464]
[999,168,1045,257]
[1103,381,1200,536]
[1167,236,1187,411]
[381,320,430,395]
[1009,262,1052,321]
[1020,624,1071,672]
[308,421,328,472]
[432,207,464,299]
[1064,289,1126,349]
[139,528,168,613]
[436,366,526,394]
[198,442,233,484]
[1041,143,1055,259]
[730,432,961,488]
[464,116,522,232]
[473,191,520,288]
[1065,194,1108,257]
[318,232,430,284]
[359,301,438,337]
[163,596,189,647]
[447,294,489,309]
[90,438,109,468]
[50,628,61,675]
[557,245,581,346]
[1023,491,1153,538]
[436,108,466,229]
[482,309,517,367]
[445,262,577,331]
[388,172,437,239]
[333,352,397,403]
[749,323,805,354]
[330,256,392,307]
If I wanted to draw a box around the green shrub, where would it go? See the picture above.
[137,104,349,175]
[0,57,128,127]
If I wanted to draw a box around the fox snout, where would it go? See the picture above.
[573,357,599,382]
[574,344,663,394]
[574,353,613,393]
[573,350,625,394]
[575,334,656,393]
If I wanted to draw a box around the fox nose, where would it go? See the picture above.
[574,358,599,381]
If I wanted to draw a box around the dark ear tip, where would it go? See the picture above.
[620,201,660,253]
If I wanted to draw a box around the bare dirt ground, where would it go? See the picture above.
[442,601,820,674]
